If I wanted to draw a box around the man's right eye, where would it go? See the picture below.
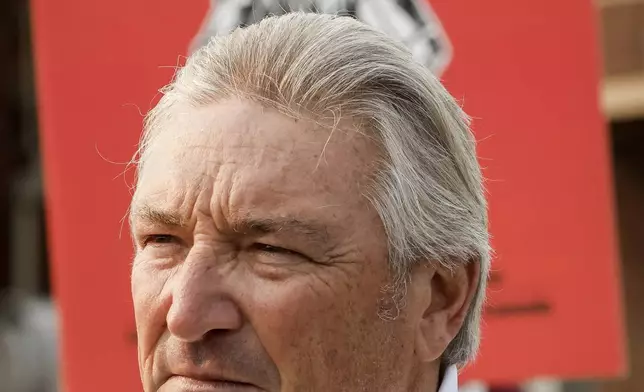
[142,234,177,247]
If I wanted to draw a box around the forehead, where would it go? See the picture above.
[132,99,379,217]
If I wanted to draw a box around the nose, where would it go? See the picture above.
[166,246,243,342]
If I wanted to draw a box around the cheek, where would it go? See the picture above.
[131,262,172,365]
[246,271,403,389]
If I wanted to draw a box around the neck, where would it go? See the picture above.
[407,360,441,392]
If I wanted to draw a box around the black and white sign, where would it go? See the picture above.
[192,0,452,75]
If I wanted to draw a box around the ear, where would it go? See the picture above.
[413,259,480,363]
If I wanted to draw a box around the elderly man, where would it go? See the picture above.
[129,12,489,392]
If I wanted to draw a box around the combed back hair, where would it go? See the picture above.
[136,12,490,366]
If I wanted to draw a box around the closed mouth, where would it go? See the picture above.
[164,375,260,391]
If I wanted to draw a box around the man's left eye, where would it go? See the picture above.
[252,243,298,255]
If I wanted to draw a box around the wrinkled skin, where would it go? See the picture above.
[130,98,478,392]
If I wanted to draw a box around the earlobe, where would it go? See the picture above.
[414,260,480,363]
[416,308,449,362]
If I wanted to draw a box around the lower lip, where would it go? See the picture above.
[159,376,261,392]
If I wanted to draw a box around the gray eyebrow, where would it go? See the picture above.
[130,205,187,228]
[130,207,330,244]
[232,217,330,244]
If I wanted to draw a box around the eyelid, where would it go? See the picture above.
[141,234,179,247]
[253,243,296,254]
[251,242,319,263]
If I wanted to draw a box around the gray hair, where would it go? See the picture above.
[136,12,490,366]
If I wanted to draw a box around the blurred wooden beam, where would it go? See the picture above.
[597,0,644,8]
[602,73,644,121]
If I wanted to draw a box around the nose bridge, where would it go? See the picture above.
[173,249,212,306]
[166,244,243,342]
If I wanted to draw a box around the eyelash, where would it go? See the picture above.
[140,237,308,261]
[252,243,300,257]
[142,234,177,247]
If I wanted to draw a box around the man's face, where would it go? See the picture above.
[130,99,428,391]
